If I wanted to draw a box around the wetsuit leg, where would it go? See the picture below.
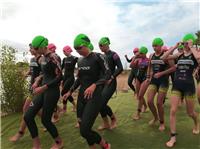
[24,94,44,138]
[62,77,74,104]
[128,69,136,92]
[41,86,60,138]
[100,80,117,118]
[79,87,104,145]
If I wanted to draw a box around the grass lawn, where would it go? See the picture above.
[1,91,200,149]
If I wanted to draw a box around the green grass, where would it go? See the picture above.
[1,91,200,149]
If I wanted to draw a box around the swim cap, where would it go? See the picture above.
[88,43,94,51]
[32,35,48,49]
[178,45,184,49]
[182,33,196,44]
[63,45,72,53]
[133,47,139,53]
[139,46,148,54]
[152,37,164,46]
[99,37,110,45]
[48,43,57,52]
[74,34,91,49]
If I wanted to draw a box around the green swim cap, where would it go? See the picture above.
[178,45,184,49]
[74,34,91,49]
[88,43,94,51]
[139,46,148,54]
[182,33,196,44]
[152,37,164,46]
[32,35,48,48]
[99,37,110,45]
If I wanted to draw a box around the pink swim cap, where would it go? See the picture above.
[63,45,73,53]
[133,47,139,54]
[162,46,168,52]
[48,43,56,52]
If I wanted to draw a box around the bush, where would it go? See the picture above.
[0,45,29,114]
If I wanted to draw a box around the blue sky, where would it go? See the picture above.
[1,0,199,65]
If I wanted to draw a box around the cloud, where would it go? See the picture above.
[1,0,199,66]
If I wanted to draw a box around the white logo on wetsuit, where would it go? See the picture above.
[177,60,194,65]
[151,60,165,65]
[79,66,90,70]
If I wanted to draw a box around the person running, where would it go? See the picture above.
[161,33,200,148]
[132,46,149,120]
[61,45,78,113]
[97,37,123,130]
[9,44,42,142]
[125,48,139,92]
[146,37,175,131]
[24,35,63,149]
[63,34,111,149]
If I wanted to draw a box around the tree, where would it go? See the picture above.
[0,45,28,113]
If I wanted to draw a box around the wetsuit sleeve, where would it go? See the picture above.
[61,58,65,70]
[125,56,132,63]
[46,53,62,88]
[112,53,123,78]
[70,70,80,92]
[95,53,111,85]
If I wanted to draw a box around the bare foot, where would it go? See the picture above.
[148,118,158,126]
[50,141,63,149]
[132,114,140,120]
[110,118,117,130]
[158,124,165,131]
[166,137,176,148]
[98,124,110,131]
[75,122,80,128]
[9,132,23,142]
[192,123,200,135]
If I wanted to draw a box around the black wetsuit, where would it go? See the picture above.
[69,52,110,146]
[126,56,137,92]
[29,56,41,93]
[61,55,78,104]
[24,52,62,139]
[172,53,198,97]
[100,50,123,118]
[150,53,169,91]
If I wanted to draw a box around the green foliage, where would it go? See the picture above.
[195,30,200,46]
[0,45,29,113]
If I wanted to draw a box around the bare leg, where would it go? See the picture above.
[185,98,199,134]
[166,95,179,147]
[157,91,167,131]
[147,87,158,125]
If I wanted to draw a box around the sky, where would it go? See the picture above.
[1,0,199,67]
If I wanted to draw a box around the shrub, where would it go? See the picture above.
[0,45,28,113]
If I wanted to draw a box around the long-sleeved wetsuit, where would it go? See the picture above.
[69,52,110,145]
[24,52,62,139]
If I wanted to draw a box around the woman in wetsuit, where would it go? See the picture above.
[63,34,111,149]
[24,35,63,149]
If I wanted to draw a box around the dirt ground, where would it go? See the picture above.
[116,71,130,91]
